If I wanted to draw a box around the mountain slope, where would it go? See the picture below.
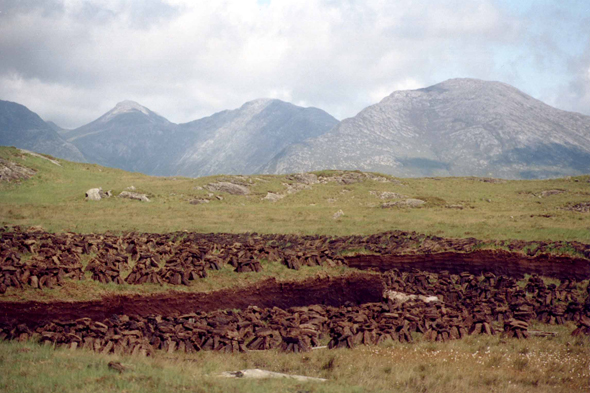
[0,100,85,162]
[173,99,339,177]
[263,79,590,179]
[64,101,182,175]
[45,121,68,134]
[66,98,338,177]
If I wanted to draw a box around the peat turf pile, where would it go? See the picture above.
[0,300,538,356]
[2,229,590,293]
[1,268,589,355]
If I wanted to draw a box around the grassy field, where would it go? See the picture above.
[0,146,589,241]
[1,322,588,393]
[2,146,590,392]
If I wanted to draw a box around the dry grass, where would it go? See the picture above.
[1,146,589,392]
[0,259,352,302]
[1,323,588,393]
[1,146,589,241]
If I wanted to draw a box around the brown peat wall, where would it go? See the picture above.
[0,273,383,327]
[345,250,590,280]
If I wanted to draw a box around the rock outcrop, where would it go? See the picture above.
[0,159,36,182]
[85,188,111,201]
[118,191,150,202]
[206,182,250,195]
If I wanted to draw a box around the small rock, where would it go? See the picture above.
[561,202,590,213]
[287,173,319,185]
[189,198,209,205]
[85,187,111,200]
[215,195,224,201]
[327,198,337,203]
[333,210,344,219]
[405,198,426,207]
[539,189,565,198]
[367,175,391,183]
[381,198,426,208]
[284,182,311,194]
[477,177,506,184]
[206,182,250,195]
[193,186,203,190]
[369,191,406,199]
[445,204,464,210]
[262,192,284,202]
[85,188,103,201]
[126,185,136,191]
[118,191,150,202]
[339,172,365,184]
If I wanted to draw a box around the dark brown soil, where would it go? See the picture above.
[345,249,590,280]
[0,273,383,328]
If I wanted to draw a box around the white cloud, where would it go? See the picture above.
[4,0,578,129]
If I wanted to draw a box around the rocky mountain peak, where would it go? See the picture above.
[238,98,278,114]
[100,100,153,122]
[262,78,590,179]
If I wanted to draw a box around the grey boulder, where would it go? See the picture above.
[118,191,150,202]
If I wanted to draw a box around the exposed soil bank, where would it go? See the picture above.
[345,250,590,280]
[0,273,383,327]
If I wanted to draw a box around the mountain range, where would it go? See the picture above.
[2,78,590,179]
[0,100,85,162]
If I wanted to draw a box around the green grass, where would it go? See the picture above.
[0,258,354,302]
[1,323,588,393]
[1,146,589,241]
[1,147,590,392]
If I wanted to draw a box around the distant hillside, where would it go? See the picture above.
[5,78,590,179]
[0,100,85,162]
[45,121,68,134]
[65,99,338,176]
[173,99,339,177]
[62,100,181,174]
[262,78,590,179]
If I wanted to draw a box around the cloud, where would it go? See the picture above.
[559,45,590,115]
[1,0,585,129]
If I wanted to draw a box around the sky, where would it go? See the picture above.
[0,0,589,128]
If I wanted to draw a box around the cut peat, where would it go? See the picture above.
[0,273,383,328]
[345,249,590,280]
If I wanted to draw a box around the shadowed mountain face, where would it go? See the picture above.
[62,101,182,175]
[64,99,338,176]
[0,100,85,162]
[262,78,590,179]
